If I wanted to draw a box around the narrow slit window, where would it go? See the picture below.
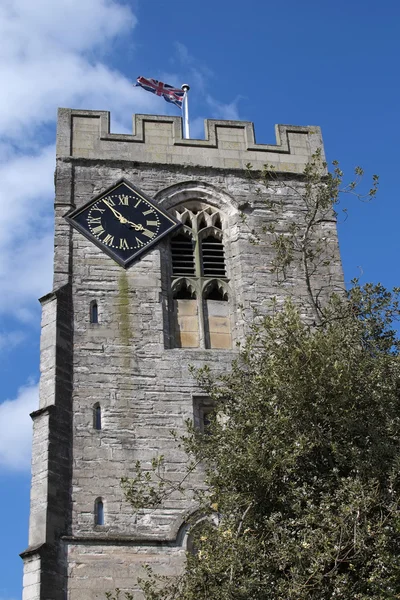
[93,403,101,430]
[90,301,98,324]
[95,498,104,526]
[171,233,195,277]
[193,396,215,434]
[202,410,212,434]
[201,236,226,278]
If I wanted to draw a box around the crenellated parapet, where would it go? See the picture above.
[57,109,324,173]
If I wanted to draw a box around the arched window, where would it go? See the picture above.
[169,203,231,349]
[90,300,98,324]
[94,498,104,526]
[183,514,220,555]
[93,403,101,430]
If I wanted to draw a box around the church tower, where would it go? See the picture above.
[21,110,343,599]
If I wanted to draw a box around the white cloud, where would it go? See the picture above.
[0,232,54,319]
[0,381,38,471]
[0,0,163,323]
[206,94,242,121]
[0,145,55,319]
[0,0,135,57]
[0,145,55,240]
[173,42,213,94]
[0,0,161,141]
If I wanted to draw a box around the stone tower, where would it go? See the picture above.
[21,110,343,599]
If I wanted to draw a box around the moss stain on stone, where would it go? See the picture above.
[118,270,132,354]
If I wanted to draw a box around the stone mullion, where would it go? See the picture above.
[198,277,207,349]
[193,232,206,348]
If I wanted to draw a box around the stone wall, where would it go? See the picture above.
[22,111,343,599]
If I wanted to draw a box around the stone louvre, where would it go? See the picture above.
[22,109,343,599]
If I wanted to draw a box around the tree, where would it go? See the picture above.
[109,157,400,599]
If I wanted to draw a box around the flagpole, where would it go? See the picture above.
[181,84,190,139]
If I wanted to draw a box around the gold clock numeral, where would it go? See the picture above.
[142,209,153,216]
[135,237,145,247]
[92,225,105,235]
[134,199,141,208]
[146,220,158,226]
[119,238,129,249]
[88,216,102,224]
[103,197,115,208]
[118,195,129,206]
[103,234,114,246]
[142,228,155,239]
[91,206,105,214]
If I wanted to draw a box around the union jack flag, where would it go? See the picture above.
[135,76,185,109]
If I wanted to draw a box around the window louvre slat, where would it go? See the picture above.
[201,235,226,277]
[171,233,195,276]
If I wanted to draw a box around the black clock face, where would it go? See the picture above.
[66,179,181,267]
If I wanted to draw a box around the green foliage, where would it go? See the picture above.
[244,151,379,324]
[121,457,167,511]
[106,589,134,600]
[115,287,400,599]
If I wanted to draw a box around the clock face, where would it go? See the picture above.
[66,179,181,267]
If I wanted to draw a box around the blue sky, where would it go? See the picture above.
[1,0,399,597]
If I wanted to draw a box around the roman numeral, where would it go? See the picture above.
[103,234,114,246]
[134,199,141,208]
[146,220,158,227]
[88,216,102,224]
[92,225,105,235]
[118,195,129,205]
[135,237,145,247]
[142,209,153,215]
[91,206,105,214]
[142,228,155,238]
[119,238,129,249]
[103,196,115,207]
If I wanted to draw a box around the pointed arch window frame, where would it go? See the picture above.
[169,201,232,349]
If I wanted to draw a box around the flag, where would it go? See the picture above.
[135,76,185,109]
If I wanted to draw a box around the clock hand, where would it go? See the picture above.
[103,201,128,222]
[129,222,144,230]
[102,200,146,231]
[122,219,143,231]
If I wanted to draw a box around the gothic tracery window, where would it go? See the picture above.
[170,202,232,349]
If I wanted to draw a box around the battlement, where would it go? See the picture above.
[57,109,324,174]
